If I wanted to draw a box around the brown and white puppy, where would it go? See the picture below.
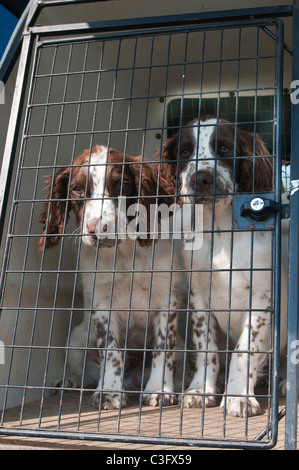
[39,145,181,410]
[158,117,288,417]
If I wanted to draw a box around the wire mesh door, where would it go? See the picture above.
[0,18,286,448]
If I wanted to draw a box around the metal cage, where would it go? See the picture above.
[0,1,298,450]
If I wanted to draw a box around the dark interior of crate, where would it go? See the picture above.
[167,95,291,160]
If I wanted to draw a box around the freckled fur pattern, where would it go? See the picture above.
[159,117,288,417]
[39,145,181,409]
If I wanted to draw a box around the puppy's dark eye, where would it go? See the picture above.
[180,149,189,157]
[73,185,83,194]
[220,145,230,153]
[114,181,129,195]
[72,185,85,198]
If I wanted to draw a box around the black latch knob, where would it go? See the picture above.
[240,197,280,222]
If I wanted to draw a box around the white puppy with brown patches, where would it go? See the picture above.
[39,145,181,410]
[159,117,288,417]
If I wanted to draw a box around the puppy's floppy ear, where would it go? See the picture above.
[156,136,179,197]
[130,159,171,247]
[237,129,273,193]
[38,167,72,252]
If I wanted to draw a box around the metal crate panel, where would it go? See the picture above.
[0,15,285,449]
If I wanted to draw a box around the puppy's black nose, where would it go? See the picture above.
[190,171,214,194]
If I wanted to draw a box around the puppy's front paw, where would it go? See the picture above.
[91,391,127,410]
[182,389,216,408]
[220,396,261,417]
[142,391,177,407]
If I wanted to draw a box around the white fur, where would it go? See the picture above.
[80,237,180,408]
[178,120,288,417]
[180,119,234,198]
[53,147,181,409]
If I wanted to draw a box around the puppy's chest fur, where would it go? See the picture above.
[184,204,272,340]
[79,239,178,334]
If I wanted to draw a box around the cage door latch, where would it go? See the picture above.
[240,197,280,223]
[233,194,282,229]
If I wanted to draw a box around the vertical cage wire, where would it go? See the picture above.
[0,19,286,448]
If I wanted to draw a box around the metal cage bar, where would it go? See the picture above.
[0,6,293,450]
[285,0,299,451]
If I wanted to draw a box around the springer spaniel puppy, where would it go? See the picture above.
[39,145,181,410]
[158,116,288,417]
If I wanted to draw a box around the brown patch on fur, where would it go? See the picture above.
[38,149,91,252]
[236,128,273,192]
[156,115,273,197]
[38,146,171,251]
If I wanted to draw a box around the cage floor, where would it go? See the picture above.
[0,389,293,450]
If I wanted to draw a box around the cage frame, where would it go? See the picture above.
[0,0,297,450]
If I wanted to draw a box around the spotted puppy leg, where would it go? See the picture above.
[143,310,178,406]
[220,309,270,417]
[91,311,126,410]
[183,293,219,408]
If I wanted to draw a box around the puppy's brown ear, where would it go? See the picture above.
[129,159,172,247]
[237,129,273,193]
[129,161,156,247]
[38,167,72,252]
[156,137,179,198]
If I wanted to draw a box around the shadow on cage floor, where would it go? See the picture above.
[0,387,294,449]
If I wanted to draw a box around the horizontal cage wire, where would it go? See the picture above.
[0,19,287,448]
